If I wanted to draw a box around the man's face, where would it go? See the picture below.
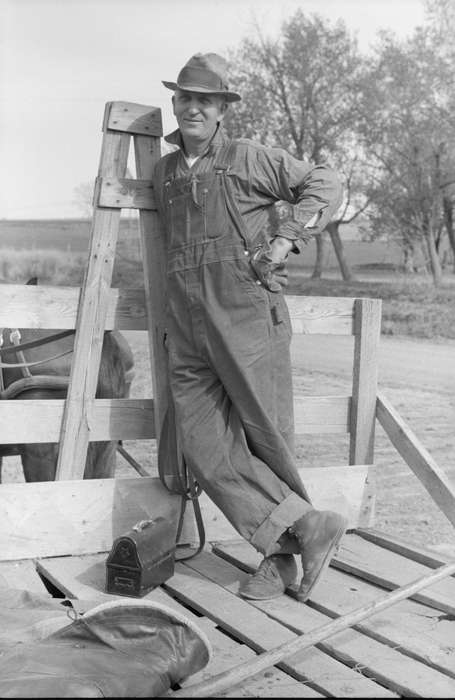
[172,89,226,142]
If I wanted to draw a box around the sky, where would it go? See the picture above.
[1,0,427,219]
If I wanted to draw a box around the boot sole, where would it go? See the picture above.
[296,523,346,603]
[239,587,289,601]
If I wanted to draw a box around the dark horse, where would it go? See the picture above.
[0,279,134,482]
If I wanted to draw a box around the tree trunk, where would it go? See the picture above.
[442,195,455,274]
[326,221,354,281]
[403,246,415,274]
[425,229,443,286]
[311,232,327,278]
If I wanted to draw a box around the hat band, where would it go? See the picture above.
[177,65,227,92]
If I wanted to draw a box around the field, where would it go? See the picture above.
[2,217,455,339]
[1,218,455,555]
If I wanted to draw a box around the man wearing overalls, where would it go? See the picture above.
[154,53,347,602]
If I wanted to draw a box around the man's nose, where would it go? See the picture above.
[186,100,201,113]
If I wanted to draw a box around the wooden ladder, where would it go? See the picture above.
[55,101,169,479]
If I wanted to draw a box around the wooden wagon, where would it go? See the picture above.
[1,102,454,697]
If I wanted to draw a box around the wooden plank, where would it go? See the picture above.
[97,176,156,210]
[35,553,321,698]
[357,528,455,571]
[134,133,170,451]
[187,550,455,698]
[294,395,350,433]
[215,540,455,681]
[0,395,350,443]
[0,398,155,442]
[165,561,393,698]
[286,295,355,335]
[183,619,323,698]
[334,533,455,615]
[376,392,455,528]
[0,285,147,330]
[0,476,184,561]
[350,298,381,465]
[56,125,131,480]
[197,465,371,542]
[106,100,162,136]
[0,560,50,595]
[0,289,359,336]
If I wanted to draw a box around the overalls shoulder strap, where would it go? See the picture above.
[163,149,181,181]
[213,139,250,247]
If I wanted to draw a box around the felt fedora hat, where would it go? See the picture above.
[163,52,241,102]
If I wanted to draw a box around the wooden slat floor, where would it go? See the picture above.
[1,530,454,698]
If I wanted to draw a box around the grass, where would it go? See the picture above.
[2,231,455,340]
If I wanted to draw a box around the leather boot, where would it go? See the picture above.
[239,554,298,600]
[290,509,348,602]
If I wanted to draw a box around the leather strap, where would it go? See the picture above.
[0,329,75,357]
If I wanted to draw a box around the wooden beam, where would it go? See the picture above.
[286,296,355,335]
[0,398,155,442]
[294,395,350,433]
[356,528,455,570]
[376,391,455,529]
[333,532,455,615]
[0,288,361,336]
[97,176,156,210]
[134,133,170,447]
[0,477,183,561]
[105,101,162,136]
[350,297,381,464]
[0,285,147,330]
[0,396,350,445]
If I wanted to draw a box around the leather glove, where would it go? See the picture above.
[250,242,289,293]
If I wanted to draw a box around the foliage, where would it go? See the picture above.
[223,5,455,286]
[357,25,455,284]
[72,181,95,218]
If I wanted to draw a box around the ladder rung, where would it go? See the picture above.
[96,176,156,210]
[105,100,163,136]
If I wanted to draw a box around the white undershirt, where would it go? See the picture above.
[183,153,200,169]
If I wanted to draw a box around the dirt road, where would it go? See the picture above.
[291,334,455,393]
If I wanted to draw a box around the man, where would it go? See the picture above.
[154,52,347,602]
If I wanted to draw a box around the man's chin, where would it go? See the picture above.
[180,125,205,138]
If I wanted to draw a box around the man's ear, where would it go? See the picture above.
[217,100,228,123]
[171,94,176,115]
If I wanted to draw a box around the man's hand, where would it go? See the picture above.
[250,237,292,292]
[269,236,293,263]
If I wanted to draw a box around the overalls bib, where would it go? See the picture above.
[161,140,311,556]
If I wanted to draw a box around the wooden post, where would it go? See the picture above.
[133,133,169,442]
[377,391,455,529]
[350,298,381,464]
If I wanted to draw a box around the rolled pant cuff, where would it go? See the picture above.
[249,493,312,556]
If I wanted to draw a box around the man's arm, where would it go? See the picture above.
[250,147,344,257]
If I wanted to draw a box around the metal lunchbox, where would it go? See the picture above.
[106,516,176,597]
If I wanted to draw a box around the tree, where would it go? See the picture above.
[73,180,95,218]
[225,11,373,281]
[424,0,455,272]
[358,27,455,285]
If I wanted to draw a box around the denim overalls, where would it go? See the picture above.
[159,140,311,556]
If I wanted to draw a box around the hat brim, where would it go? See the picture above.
[162,80,241,102]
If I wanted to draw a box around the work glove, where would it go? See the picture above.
[250,241,289,293]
